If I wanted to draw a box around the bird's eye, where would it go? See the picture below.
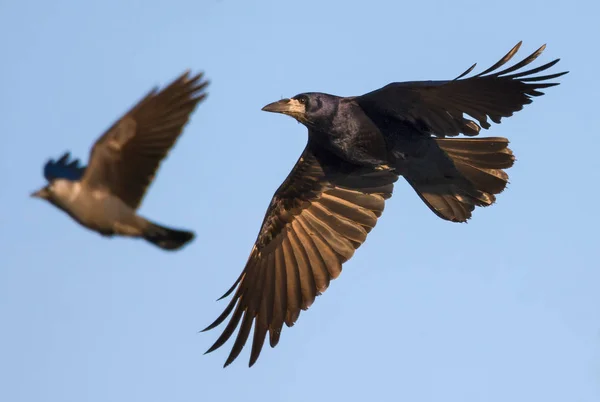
[297,96,307,104]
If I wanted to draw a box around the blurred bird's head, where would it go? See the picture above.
[261,93,340,129]
[31,185,51,201]
[30,180,73,206]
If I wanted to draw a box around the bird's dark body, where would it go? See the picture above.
[304,93,458,181]
[304,95,390,169]
[202,42,568,367]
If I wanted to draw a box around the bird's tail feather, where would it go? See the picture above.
[406,137,515,222]
[143,221,195,251]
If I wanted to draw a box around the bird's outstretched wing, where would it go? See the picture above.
[203,142,398,367]
[43,152,86,182]
[356,41,568,137]
[82,71,208,209]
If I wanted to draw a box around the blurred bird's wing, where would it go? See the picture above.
[356,42,567,137]
[43,152,86,182]
[202,141,398,367]
[81,71,209,209]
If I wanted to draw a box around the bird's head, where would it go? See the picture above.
[30,179,71,203]
[31,185,52,200]
[261,93,339,129]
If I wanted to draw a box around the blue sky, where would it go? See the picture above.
[1,0,598,401]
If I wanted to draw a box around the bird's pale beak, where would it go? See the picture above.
[261,98,306,116]
[30,187,50,199]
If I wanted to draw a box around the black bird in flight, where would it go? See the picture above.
[203,42,567,366]
[31,71,208,251]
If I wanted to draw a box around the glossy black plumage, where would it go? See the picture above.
[357,42,565,137]
[203,42,567,366]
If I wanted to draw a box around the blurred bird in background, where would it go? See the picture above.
[32,71,208,251]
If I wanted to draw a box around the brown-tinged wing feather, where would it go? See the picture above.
[202,142,398,367]
[356,41,567,137]
[81,71,208,209]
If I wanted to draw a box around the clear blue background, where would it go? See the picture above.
[1,0,598,401]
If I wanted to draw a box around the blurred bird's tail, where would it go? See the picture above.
[143,221,195,251]
[405,137,515,222]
